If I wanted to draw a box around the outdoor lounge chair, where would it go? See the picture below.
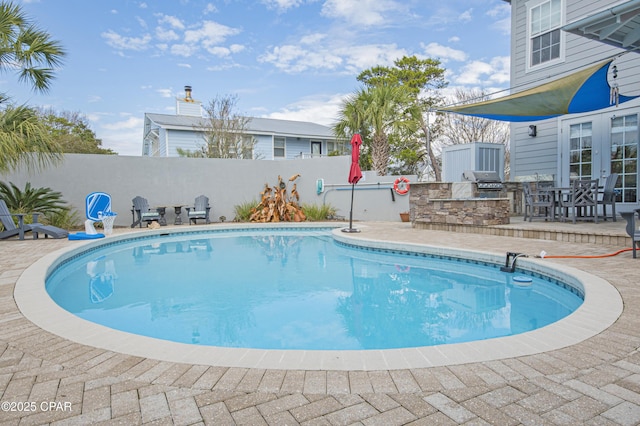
[598,173,618,221]
[131,196,161,228]
[186,195,211,225]
[0,199,68,240]
[523,182,554,222]
[621,208,640,259]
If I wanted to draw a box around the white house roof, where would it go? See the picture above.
[145,113,336,139]
[563,0,640,50]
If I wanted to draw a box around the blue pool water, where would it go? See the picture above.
[46,228,583,350]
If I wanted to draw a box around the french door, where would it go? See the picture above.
[562,112,638,205]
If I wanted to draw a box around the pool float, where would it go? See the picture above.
[68,232,105,240]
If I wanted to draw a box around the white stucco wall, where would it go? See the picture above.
[1,154,414,227]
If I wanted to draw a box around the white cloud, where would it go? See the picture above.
[93,116,145,156]
[184,21,241,47]
[178,63,191,68]
[206,46,232,57]
[102,115,141,130]
[170,43,199,57]
[321,0,398,27]
[458,9,472,23]
[259,40,406,74]
[156,14,185,30]
[230,44,245,53]
[261,93,347,126]
[102,30,152,51]
[203,3,217,14]
[300,33,326,45]
[454,56,510,86]
[156,27,180,41]
[422,42,467,62]
[157,88,173,98]
[262,0,304,12]
[487,3,511,35]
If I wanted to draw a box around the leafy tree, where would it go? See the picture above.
[178,94,257,159]
[357,56,447,180]
[0,1,66,173]
[334,84,420,176]
[36,108,116,154]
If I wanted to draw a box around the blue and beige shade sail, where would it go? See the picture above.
[438,60,637,122]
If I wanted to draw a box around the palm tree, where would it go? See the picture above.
[334,85,419,176]
[0,1,66,173]
[0,2,66,92]
[0,105,62,173]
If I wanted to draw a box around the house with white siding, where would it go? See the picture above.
[502,0,640,209]
[142,86,345,160]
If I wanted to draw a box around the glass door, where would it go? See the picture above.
[562,112,639,206]
[609,114,638,204]
[568,121,593,181]
[311,140,322,157]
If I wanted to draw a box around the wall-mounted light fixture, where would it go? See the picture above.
[528,125,537,137]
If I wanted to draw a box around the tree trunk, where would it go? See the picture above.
[371,132,389,176]
[420,117,441,182]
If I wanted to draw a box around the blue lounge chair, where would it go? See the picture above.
[0,199,68,240]
[186,195,211,225]
[131,196,161,228]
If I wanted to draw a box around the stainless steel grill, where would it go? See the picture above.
[462,170,504,191]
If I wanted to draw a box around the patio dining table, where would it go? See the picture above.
[546,183,603,223]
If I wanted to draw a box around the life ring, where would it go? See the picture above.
[394,177,410,195]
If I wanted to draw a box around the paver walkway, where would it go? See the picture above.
[1,220,639,425]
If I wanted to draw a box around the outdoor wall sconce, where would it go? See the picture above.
[528,125,537,137]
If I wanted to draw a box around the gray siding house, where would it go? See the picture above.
[142,87,345,160]
[504,0,640,208]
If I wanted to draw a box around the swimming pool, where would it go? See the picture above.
[45,226,583,350]
[15,223,622,370]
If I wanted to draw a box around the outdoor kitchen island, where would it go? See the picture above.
[409,180,511,227]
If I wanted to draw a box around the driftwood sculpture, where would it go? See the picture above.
[250,174,306,222]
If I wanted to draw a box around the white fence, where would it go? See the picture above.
[1,154,413,227]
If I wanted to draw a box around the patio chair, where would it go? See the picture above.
[186,195,211,225]
[621,208,640,259]
[523,182,554,222]
[598,173,618,221]
[0,199,68,240]
[560,178,599,224]
[131,196,161,228]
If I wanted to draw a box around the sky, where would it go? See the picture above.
[3,0,511,156]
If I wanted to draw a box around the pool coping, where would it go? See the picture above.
[14,223,623,371]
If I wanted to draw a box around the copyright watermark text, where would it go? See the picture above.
[1,401,72,412]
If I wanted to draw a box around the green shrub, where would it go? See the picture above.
[233,200,258,222]
[0,181,70,226]
[302,203,337,221]
[47,208,81,229]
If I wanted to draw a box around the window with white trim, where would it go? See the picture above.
[274,137,285,158]
[529,0,562,67]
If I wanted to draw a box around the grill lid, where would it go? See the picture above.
[462,170,501,183]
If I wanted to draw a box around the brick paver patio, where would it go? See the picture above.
[1,219,639,425]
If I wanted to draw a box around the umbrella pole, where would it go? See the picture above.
[342,183,360,233]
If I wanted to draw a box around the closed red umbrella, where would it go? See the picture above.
[343,134,362,233]
[348,134,363,184]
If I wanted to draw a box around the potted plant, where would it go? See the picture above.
[399,211,410,222]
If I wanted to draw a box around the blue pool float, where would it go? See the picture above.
[68,232,105,241]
